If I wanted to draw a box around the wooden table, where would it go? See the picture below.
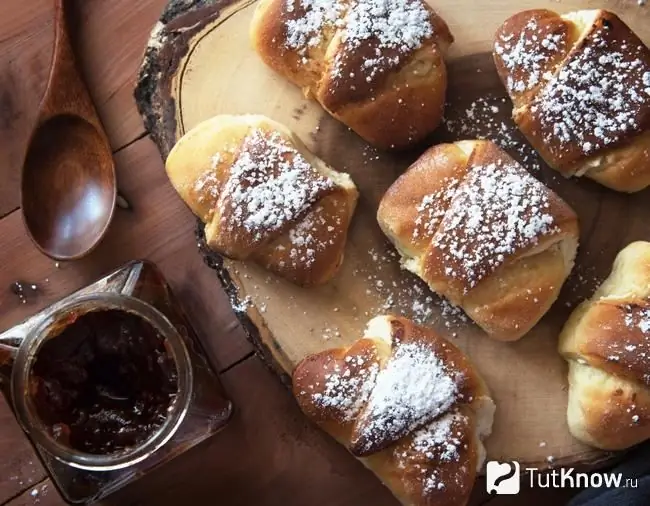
[0,1,583,504]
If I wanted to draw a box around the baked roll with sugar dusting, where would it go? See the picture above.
[559,242,650,450]
[377,140,579,342]
[165,114,358,286]
[250,0,453,150]
[293,315,495,506]
[493,9,650,193]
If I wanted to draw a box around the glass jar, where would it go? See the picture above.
[11,292,193,471]
[0,261,233,503]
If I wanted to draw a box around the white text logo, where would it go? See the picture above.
[486,461,638,494]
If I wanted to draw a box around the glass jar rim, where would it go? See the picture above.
[11,292,193,471]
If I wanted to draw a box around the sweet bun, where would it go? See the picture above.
[293,315,495,506]
[494,9,650,192]
[377,140,579,341]
[250,0,453,149]
[166,114,358,286]
[559,241,650,450]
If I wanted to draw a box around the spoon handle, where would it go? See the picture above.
[38,0,104,131]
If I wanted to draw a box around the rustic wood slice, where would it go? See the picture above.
[135,0,650,470]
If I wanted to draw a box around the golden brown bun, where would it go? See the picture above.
[494,9,650,193]
[559,241,650,450]
[250,0,453,150]
[293,315,495,506]
[377,140,579,341]
[166,114,358,286]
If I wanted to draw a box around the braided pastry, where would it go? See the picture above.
[293,315,495,506]
[250,0,453,150]
[494,9,650,192]
[377,140,579,341]
[165,114,358,286]
[559,242,650,450]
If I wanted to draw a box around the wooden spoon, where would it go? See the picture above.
[21,0,116,261]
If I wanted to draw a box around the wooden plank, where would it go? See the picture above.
[4,480,65,506]
[74,0,169,149]
[0,402,48,503]
[0,0,169,217]
[0,0,52,218]
[0,135,252,372]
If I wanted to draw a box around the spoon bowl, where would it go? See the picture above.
[21,0,116,260]
[22,115,115,260]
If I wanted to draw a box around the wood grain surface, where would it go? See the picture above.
[136,0,650,473]
[5,0,645,504]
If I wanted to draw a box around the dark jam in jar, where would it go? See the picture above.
[30,309,179,455]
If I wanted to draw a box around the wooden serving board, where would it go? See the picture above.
[135,0,650,470]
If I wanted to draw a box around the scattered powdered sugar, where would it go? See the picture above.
[444,95,543,172]
[495,18,567,93]
[356,247,469,331]
[284,0,433,82]
[220,130,333,242]
[353,342,460,452]
[430,160,557,290]
[533,29,650,156]
[311,356,380,421]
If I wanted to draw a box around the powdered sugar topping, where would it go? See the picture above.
[412,413,464,463]
[413,178,459,240]
[311,355,380,421]
[344,0,432,51]
[428,159,557,290]
[353,342,460,452]
[285,0,345,49]
[533,29,650,157]
[394,412,469,493]
[495,18,567,93]
[284,0,433,83]
[219,130,333,243]
[280,206,343,269]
